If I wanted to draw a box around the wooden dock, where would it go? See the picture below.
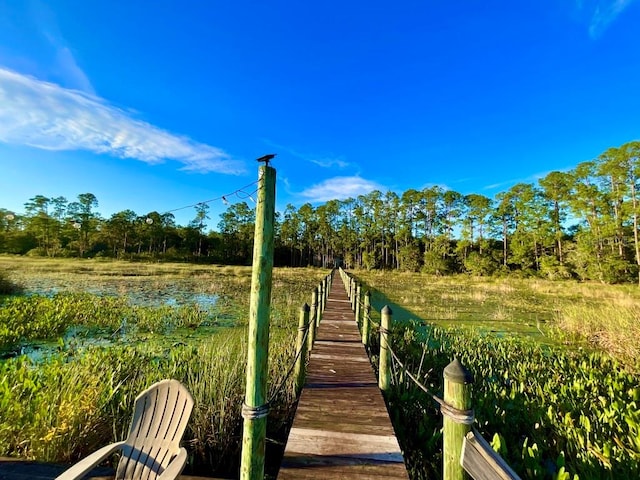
[278,275,409,479]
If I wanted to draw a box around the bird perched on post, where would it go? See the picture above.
[256,154,276,166]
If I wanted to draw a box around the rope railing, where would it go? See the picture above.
[339,268,521,480]
[241,315,309,421]
[386,342,475,425]
[241,270,333,421]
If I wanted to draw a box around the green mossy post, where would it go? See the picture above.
[379,305,392,392]
[443,358,473,480]
[295,303,310,394]
[355,283,362,327]
[322,276,328,312]
[350,277,356,311]
[315,284,322,328]
[308,288,318,351]
[240,164,276,480]
[362,290,371,346]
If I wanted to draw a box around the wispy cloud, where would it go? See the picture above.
[300,176,385,202]
[0,68,245,174]
[32,0,95,94]
[263,139,350,169]
[574,0,639,38]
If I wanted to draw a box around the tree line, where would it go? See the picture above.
[1,141,640,283]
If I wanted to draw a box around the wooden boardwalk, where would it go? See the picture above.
[278,275,409,479]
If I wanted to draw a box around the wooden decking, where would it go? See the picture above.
[278,275,408,479]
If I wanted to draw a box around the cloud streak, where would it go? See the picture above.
[300,176,385,202]
[263,139,350,169]
[575,0,639,38]
[0,68,245,174]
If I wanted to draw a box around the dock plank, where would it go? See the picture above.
[278,274,409,479]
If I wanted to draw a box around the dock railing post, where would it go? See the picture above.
[362,290,371,346]
[379,305,392,393]
[240,163,276,480]
[295,304,310,394]
[350,278,356,311]
[315,284,322,328]
[355,283,362,327]
[308,288,318,351]
[322,276,328,312]
[443,358,473,480]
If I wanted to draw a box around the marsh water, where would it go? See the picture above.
[2,269,230,361]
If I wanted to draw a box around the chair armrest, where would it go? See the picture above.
[157,447,188,480]
[55,441,126,480]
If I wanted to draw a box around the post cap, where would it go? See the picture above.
[381,305,393,315]
[301,303,310,312]
[365,290,371,297]
[444,358,473,384]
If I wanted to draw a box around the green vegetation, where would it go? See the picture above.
[0,258,326,478]
[385,327,640,480]
[3,141,640,284]
[352,270,640,479]
[357,270,640,366]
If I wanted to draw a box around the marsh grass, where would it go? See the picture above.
[556,301,640,367]
[0,257,327,476]
[356,269,640,362]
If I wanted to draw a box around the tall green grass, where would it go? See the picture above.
[0,257,328,477]
[0,327,298,477]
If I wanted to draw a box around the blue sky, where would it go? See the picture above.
[1,0,639,228]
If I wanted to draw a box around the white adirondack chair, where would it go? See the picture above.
[56,379,194,480]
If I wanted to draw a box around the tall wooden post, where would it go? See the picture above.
[308,288,318,351]
[362,290,371,346]
[355,283,362,327]
[379,305,392,392]
[315,284,322,328]
[443,358,473,480]
[322,276,328,312]
[350,278,355,310]
[295,304,310,394]
[240,164,276,480]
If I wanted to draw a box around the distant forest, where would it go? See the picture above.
[2,141,640,284]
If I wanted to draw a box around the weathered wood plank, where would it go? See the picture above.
[286,428,404,461]
[461,430,522,480]
[278,275,409,479]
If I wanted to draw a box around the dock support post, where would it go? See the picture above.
[322,276,328,312]
[355,283,362,327]
[350,278,356,311]
[362,290,371,346]
[240,164,276,480]
[379,305,392,393]
[308,288,318,351]
[443,358,473,480]
[315,284,322,328]
[295,304,310,394]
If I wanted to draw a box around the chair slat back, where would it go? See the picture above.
[115,379,194,480]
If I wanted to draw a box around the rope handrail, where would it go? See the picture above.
[241,320,310,420]
[382,332,475,425]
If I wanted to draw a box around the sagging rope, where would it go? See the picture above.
[241,322,310,420]
[385,342,475,425]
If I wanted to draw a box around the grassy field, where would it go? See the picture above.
[3,258,640,479]
[0,256,328,478]
[351,269,640,479]
[357,269,640,366]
